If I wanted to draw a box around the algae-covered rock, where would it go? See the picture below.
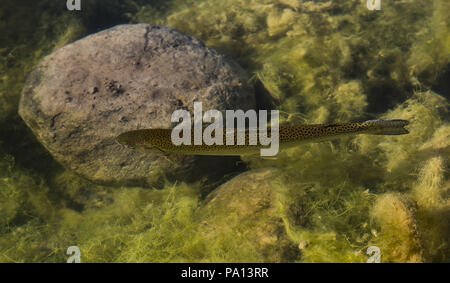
[201,169,300,262]
[371,194,423,263]
[18,24,255,187]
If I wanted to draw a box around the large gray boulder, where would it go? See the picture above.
[19,24,255,187]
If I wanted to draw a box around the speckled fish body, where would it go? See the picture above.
[116,119,409,156]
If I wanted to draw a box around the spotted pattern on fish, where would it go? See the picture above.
[116,119,409,156]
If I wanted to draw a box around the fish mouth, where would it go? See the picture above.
[114,138,126,150]
[115,133,133,150]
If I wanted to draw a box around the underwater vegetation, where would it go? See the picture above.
[0,0,449,262]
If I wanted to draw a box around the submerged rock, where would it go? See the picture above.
[371,193,424,263]
[18,24,255,187]
[201,169,299,262]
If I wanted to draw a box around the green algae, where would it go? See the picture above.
[0,0,449,262]
[0,1,83,122]
[148,0,436,116]
[0,148,54,236]
[0,180,270,263]
[0,0,144,122]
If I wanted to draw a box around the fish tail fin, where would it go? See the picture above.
[361,119,410,135]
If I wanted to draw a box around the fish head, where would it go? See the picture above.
[116,130,141,150]
[116,129,160,153]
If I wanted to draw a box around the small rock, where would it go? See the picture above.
[202,169,300,262]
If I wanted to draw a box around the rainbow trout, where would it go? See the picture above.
[116,119,409,156]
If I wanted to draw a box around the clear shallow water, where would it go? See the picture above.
[0,0,448,263]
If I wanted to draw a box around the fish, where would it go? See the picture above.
[116,119,409,156]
